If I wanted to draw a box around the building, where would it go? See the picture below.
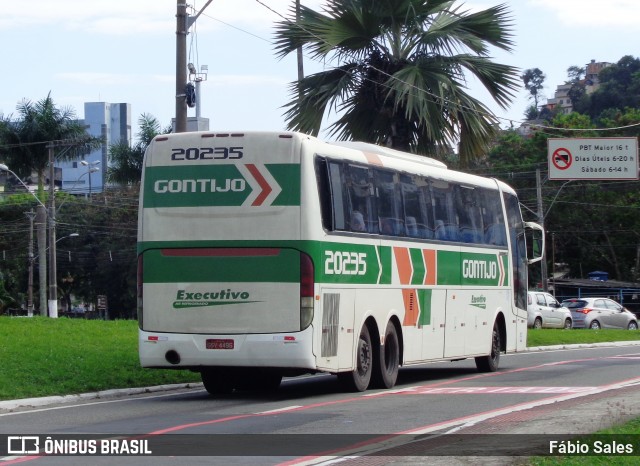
[546,83,573,115]
[544,60,612,116]
[585,59,612,93]
[59,102,132,195]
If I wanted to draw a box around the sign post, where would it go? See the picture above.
[548,138,638,180]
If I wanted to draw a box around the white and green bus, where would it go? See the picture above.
[137,131,543,393]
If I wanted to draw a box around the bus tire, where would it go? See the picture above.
[201,368,235,395]
[372,321,400,389]
[338,324,373,392]
[475,321,501,373]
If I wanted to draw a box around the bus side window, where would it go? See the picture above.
[316,158,334,231]
[346,164,377,233]
[326,161,349,231]
[480,189,507,246]
[400,174,433,239]
[504,192,527,310]
[456,185,483,244]
[374,169,403,236]
[431,180,458,241]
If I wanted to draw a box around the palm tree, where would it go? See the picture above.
[0,94,98,188]
[274,0,519,165]
[107,113,170,186]
[0,93,99,315]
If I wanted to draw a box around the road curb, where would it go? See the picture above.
[526,339,640,352]
[0,382,204,412]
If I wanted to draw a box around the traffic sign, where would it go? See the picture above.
[548,138,638,180]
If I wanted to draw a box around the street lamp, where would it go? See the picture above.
[80,160,100,198]
[57,233,79,244]
[0,164,47,210]
[0,163,50,316]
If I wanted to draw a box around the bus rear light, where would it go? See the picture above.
[300,252,314,330]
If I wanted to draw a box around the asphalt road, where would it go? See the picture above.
[1,342,639,465]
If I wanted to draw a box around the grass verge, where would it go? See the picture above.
[0,317,199,401]
[527,327,640,347]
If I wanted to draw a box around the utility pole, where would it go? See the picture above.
[536,168,548,292]
[25,209,36,317]
[175,0,188,133]
[175,0,214,133]
[36,202,47,316]
[48,144,59,318]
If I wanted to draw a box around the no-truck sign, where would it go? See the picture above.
[551,147,572,171]
[548,138,638,180]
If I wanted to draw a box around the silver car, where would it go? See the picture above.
[527,292,572,329]
[561,298,639,330]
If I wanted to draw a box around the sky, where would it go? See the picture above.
[1,0,638,140]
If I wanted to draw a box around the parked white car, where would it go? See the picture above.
[527,292,573,329]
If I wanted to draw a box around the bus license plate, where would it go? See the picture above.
[206,339,234,350]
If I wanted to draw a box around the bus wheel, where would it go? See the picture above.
[201,368,235,395]
[338,324,373,392]
[475,321,501,373]
[372,321,400,389]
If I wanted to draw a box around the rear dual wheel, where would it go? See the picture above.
[338,321,400,392]
[338,325,373,392]
[372,321,400,389]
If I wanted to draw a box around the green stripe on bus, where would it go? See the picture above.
[378,246,392,285]
[502,254,510,286]
[138,240,510,287]
[418,289,432,326]
[142,164,300,208]
[142,248,301,283]
[268,164,301,206]
[410,248,425,285]
[437,251,505,286]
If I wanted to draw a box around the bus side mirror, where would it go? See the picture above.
[524,222,545,265]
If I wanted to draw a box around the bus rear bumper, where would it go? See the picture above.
[139,327,316,370]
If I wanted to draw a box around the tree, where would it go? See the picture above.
[0,94,98,186]
[521,68,546,114]
[0,94,100,316]
[589,55,640,118]
[564,65,588,114]
[107,114,169,186]
[274,0,519,165]
[566,65,585,83]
